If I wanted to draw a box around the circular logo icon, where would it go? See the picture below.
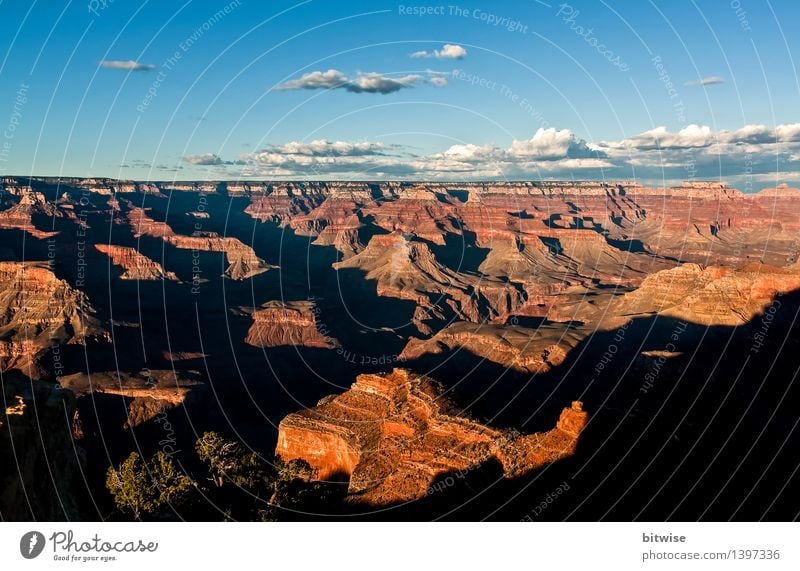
[20,531,45,559]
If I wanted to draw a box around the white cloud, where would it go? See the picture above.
[347,72,421,93]
[612,123,800,152]
[619,124,715,150]
[237,139,412,176]
[183,153,245,166]
[199,123,800,186]
[256,140,388,157]
[437,44,468,59]
[684,76,724,87]
[425,69,452,87]
[411,131,610,177]
[510,128,573,158]
[277,69,422,94]
[275,69,348,91]
[410,44,468,59]
[184,153,223,165]
[98,60,155,71]
[592,123,800,185]
[509,128,600,159]
[776,123,800,142]
[719,124,773,144]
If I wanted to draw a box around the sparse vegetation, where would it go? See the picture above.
[106,432,337,521]
[106,451,193,520]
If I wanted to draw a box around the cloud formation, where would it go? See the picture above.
[616,124,715,150]
[277,69,422,94]
[411,129,612,177]
[236,140,412,177]
[509,128,602,159]
[609,123,800,151]
[98,60,155,71]
[182,124,800,188]
[210,130,610,178]
[411,44,468,59]
[684,76,724,87]
[183,153,245,166]
[593,123,800,186]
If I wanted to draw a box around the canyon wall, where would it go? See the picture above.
[276,369,587,505]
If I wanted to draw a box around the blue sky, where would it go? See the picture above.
[0,0,798,189]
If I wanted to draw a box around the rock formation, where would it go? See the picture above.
[276,369,587,505]
[60,369,202,429]
[245,300,338,349]
[0,187,60,238]
[3,176,800,519]
[0,262,107,376]
[126,204,273,280]
[95,244,179,281]
[244,183,328,225]
[400,321,587,374]
[334,232,526,331]
[550,262,800,328]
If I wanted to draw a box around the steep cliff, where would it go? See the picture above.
[0,262,107,377]
[245,300,338,349]
[0,187,60,239]
[400,321,587,374]
[126,204,273,280]
[550,262,800,328]
[95,244,179,281]
[276,369,587,505]
[334,232,526,330]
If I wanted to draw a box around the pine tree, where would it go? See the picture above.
[105,452,156,520]
[106,451,194,519]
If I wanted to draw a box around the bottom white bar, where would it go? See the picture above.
[1,522,796,570]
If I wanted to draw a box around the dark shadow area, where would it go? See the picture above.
[539,236,564,256]
[371,290,800,520]
[427,230,489,275]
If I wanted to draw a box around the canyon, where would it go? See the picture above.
[2,176,799,520]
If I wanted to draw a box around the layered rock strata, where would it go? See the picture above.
[127,205,273,280]
[245,300,338,349]
[95,244,179,281]
[276,369,587,505]
[0,262,106,376]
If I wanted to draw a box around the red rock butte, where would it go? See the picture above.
[245,300,338,349]
[276,369,587,505]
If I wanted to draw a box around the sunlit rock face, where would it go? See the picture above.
[276,369,586,505]
[245,300,338,349]
[0,261,107,377]
[95,244,179,281]
[126,203,273,280]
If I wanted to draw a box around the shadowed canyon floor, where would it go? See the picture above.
[2,177,800,520]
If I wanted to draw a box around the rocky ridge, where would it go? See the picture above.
[276,368,587,505]
[95,244,179,281]
[245,300,338,349]
[126,205,273,280]
[0,262,107,376]
[60,369,202,429]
